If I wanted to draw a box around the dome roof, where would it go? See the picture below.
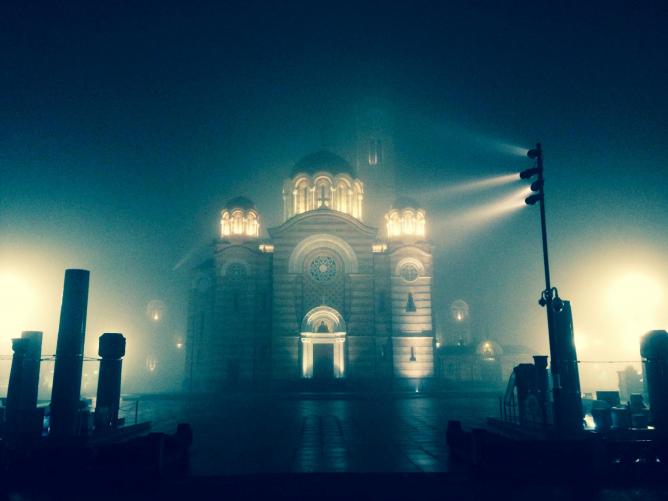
[291,150,355,178]
[392,196,422,210]
[224,196,256,211]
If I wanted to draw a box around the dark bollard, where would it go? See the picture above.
[5,338,30,437]
[20,331,42,411]
[640,330,668,432]
[94,333,126,432]
[552,300,583,433]
[5,331,43,439]
[50,269,90,438]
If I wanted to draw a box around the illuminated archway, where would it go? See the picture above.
[300,306,346,379]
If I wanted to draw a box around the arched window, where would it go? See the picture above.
[405,292,416,313]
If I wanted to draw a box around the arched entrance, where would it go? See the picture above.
[300,306,346,379]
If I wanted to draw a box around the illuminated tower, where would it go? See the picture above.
[384,197,434,382]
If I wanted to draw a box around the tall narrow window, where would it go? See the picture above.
[410,346,416,362]
[368,138,382,166]
[405,292,416,312]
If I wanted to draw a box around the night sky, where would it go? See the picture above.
[1,1,667,391]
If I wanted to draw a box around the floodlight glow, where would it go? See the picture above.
[0,271,37,346]
[496,143,532,157]
[460,186,532,222]
[607,272,663,354]
[419,173,520,200]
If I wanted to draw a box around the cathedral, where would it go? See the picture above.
[185,112,435,390]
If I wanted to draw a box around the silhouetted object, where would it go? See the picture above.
[50,269,90,438]
[507,356,550,427]
[94,333,126,432]
[551,300,583,432]
[617,365,644,403]
[640,329,668,432]
[5,331,43,439]
[500,355,549,427]
[519,146,583,433]
[5,338,29,437]
[611,406,631,429]
[595,391,620,408]
[591,400,612,431]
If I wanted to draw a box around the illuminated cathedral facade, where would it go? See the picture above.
[185,113,435,390]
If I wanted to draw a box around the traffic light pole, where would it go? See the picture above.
[535,144,551,295]
[521,143,583,433]
[534,145,562,420]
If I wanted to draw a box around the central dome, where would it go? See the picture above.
[291,150,356,178]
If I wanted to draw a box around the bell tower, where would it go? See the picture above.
[355,101,397,230]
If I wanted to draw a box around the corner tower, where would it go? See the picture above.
[384,197,434,383]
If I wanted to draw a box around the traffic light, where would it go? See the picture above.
[520,144,543,206]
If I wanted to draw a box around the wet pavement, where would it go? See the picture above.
[126,393,500,475]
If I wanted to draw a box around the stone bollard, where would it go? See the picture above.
[640,330,668,432]
[50,269,90,438]
[94,333,126,432]
[5,338,30,437]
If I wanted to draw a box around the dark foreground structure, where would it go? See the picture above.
[0,270,191,485]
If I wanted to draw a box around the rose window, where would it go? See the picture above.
[225,263,248,281]
[400,263,419,282]
[309,256,337,283]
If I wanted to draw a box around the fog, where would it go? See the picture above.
[1,2,667,395]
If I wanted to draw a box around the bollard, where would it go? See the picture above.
[50,269,90,438]
[94,333,126,432]
[640,330,668,432]
[19,331,42,412]
[552,300,583,432]
[5,338,29,437]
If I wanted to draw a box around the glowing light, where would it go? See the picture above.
[495,143,532,157]
[146,300,165,322]
[146,357,157,372]
[0,271,38,346]
[221,208,260,239]
[176,340,183,349]
[284,173,364,221]
[573,330,588,353]
[606,272,663,354]
[584,414,596,429]
[385,207,426,240]
[372,243,387,253]
[451,300,469,322]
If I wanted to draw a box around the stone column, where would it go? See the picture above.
[50,269,90,438]
[94,333,126,432]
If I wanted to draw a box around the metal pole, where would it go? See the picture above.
[536,143,551,293]
[536,146,560,395]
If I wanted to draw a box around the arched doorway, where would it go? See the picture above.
[300,306,346,379]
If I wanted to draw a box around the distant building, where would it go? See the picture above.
[436,341,534,386]
[185,110,436,390]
